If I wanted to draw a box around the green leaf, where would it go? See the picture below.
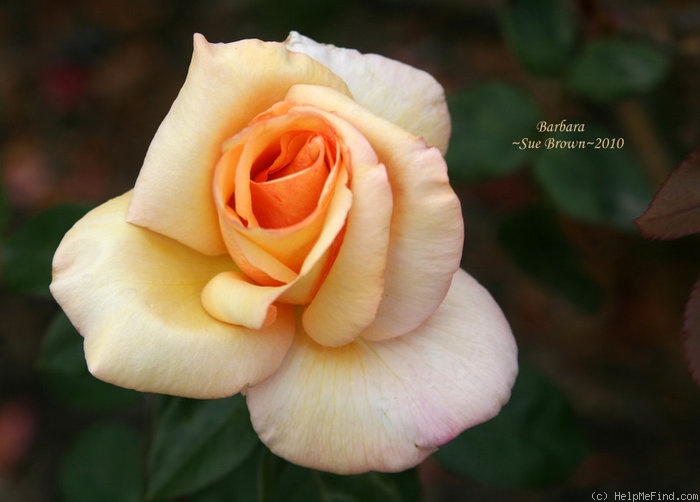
[258,450,419,502]
[315,470,419,502]
[447,82,541,180]
[194,446,420,502]
[434,363,588,488]
[567,37,669,102]
[533,125,656,229]
[39,311,142,411]
[3,203,89,297]
[39,311,86,374]
[253,0,345,34]
[59,422,144,502]
[501,0,578,76]
[258,452,318,502]
[190,449,261,502]
[147,394,259,500]
[498,206,604,312]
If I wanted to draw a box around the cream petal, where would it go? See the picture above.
[246,269,518,474]
[286,85,463,341]
[284,31,451,153]
[298,108,393,347]
[217,222,300,285]
[301,160,390,346]
[201,271,281,329]
[50,193,295,398]
[127,34,350,255]
[360,144,463,342]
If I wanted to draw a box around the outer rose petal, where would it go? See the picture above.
[246,269,518,474]
[50,193,295,398]
[284,31,451,154]
[286,84,463,341]
[128,34,350,255]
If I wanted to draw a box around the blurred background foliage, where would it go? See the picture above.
[1,0,699,500]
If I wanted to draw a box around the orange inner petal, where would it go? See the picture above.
[250,132,329,228]
[212,103,351,292]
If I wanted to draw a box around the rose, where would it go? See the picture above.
[50,32,518,474]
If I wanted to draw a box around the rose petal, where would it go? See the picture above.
[284,31,451,154]
[246,269,518,474]
[127,34,350,255]
[278,166,353,304]
[249,151,329,228]
[212,224,299,286]
[301,159,391,346]
[201,270,280,329]
[297,107,393,347]
[50,193,295,398]
[286,84,463,341]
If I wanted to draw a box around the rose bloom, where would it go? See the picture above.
[51,32,518,474]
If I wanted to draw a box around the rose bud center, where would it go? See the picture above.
[211,102,349,292]
[249,131,332,228]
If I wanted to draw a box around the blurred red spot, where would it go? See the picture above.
[42,62,89,111]
[0,400,37,474]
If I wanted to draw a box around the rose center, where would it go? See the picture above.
[248,131,330,229]
[212,105,348,284]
